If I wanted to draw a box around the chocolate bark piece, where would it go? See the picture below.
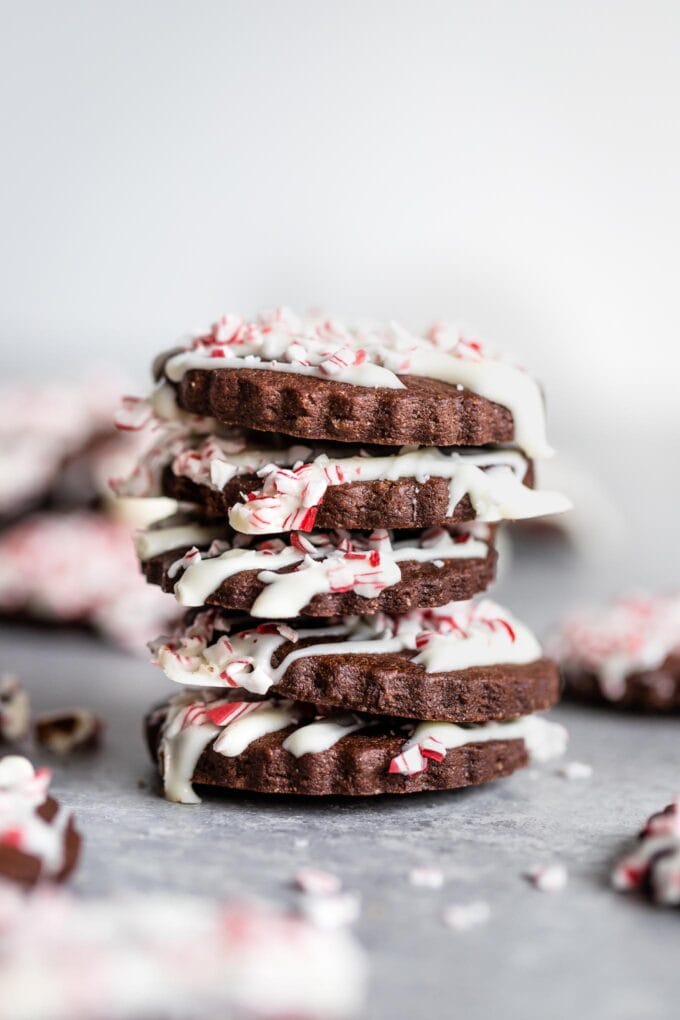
[172,369,515,447]
[34,709,103,754]
[161,462,535,530]
[0,796,81,887]
[563,652,680,712]
[142,543,497,618]
[145,704,529,797]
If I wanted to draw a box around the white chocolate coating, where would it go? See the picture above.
[134,521,226,560]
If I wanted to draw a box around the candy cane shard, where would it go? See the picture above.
[388,715,568,777]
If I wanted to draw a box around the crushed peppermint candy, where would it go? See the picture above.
[556,761,593,780]
[442,900,491,931]
[294,868,342,897]
[299,891,362,930]
[0,888,367,1019]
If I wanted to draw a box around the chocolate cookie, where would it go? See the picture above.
[563,655,680,713]
[141,532,497,618]
[265,654,559,722]
[160,459,546,533]
[172,368,515,448]
[145,698,530,798]
[552,594,680,712]
[152,601,559,724]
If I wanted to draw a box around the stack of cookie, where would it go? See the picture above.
[118,309,571,803]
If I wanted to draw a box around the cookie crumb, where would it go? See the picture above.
[409,866,444,889]
[293,868,341,896]
[557,761,593,780]
[525,864,568,892]
[300,892,361,929]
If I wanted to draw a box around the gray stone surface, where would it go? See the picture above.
[1,530,678,1020]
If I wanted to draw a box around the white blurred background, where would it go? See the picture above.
[1,0,678,591]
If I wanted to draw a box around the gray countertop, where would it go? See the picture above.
[1,533,678,1020]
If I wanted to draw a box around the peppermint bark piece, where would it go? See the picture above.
[0,756,81,886]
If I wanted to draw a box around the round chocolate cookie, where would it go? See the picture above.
[141,540,498,618]
[160,460,536,532]
[152,603,560,724]
[268,653,560,723]
[172,368,515,448]
[563,654,680,713]
[145,700,530,798]
[552,595,680,712]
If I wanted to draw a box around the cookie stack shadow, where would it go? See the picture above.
[118,311,571,803]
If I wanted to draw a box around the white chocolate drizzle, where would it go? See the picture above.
[134,521,225,560]
[151,598,542,698]
[156,309,552,458]
[148,526,490,618]
[282,715,368,757]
